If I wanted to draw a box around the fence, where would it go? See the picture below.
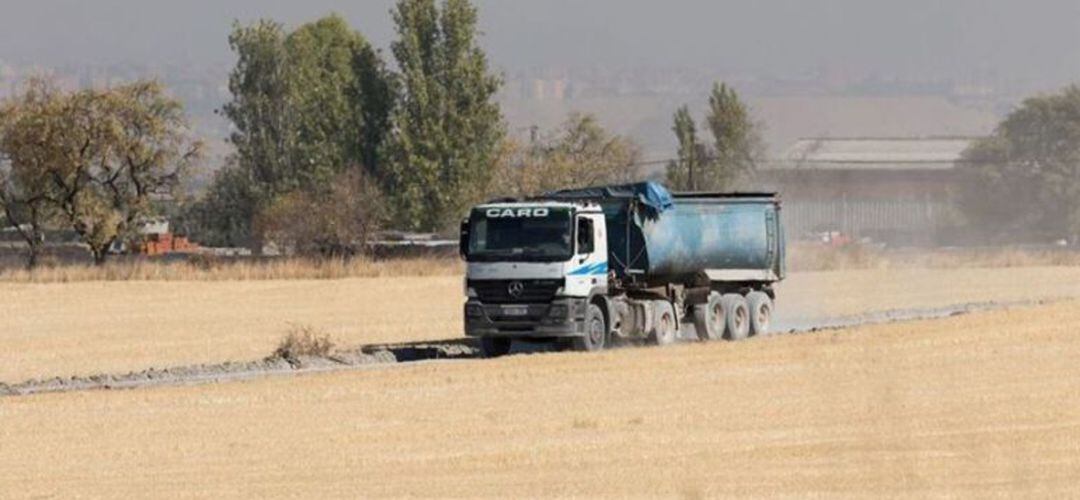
[782,197,955,245]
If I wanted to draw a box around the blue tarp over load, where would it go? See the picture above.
[542,182,675,214]
[538,182,784,284]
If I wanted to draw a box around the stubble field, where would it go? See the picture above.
[4,266,1080,382]
[2,299,1079,497]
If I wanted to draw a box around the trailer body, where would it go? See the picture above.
[544,183,784,285]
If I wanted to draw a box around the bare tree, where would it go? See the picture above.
[491,113,643,198]
[261,169,387,258]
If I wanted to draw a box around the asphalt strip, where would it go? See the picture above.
[0,299,1061,398]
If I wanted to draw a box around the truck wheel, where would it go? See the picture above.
[723,294,750,341]
[692,292,725,341]
[747,292,773,337]
[649,301,677,346]
[479,336,512,358]
[572,304,607,352]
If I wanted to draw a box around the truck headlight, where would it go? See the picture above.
[466,304,484,318]
[547,304,568,319]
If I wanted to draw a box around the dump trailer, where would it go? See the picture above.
[459,182,785,356]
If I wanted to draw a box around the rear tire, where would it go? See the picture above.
[572,304,608,352]
[479,336,512,358]
[747,292,773,337]
[649,301,677,346]
[722,294,750,341]
[692,292,725,341]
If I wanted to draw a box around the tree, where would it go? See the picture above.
[222,19,292,217]
[261,170,387,257]
[492,113,643,198]
[666,82,763,191]
[382,0,504,232]
[0,79,201,265]
[56,82,202,264]
[216,15,395,251]
[284,14,396,186]
[957,85,1080,242]
[0,79,62,268]
[179,162,256,247]
[666,105,705,191]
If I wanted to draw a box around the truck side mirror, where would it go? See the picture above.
[459,219,470,260]
[577,218,594,255]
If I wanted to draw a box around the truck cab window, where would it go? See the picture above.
[577,218,594,254]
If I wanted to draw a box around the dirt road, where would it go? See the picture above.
[3,300,1078,498]
[5,267,1080,382]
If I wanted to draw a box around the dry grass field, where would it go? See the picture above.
[5,266,1080,382]
[3,300,1079,498]
[0,256,462,283]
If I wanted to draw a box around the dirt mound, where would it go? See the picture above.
[1,341,479,397]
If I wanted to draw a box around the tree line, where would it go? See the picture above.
[0,0,762,268]
[9,0,1071,267]
[185,1,765,256]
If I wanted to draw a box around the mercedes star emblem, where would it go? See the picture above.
[507,281,525,297]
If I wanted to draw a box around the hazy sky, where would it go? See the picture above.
[1,0,1079,85]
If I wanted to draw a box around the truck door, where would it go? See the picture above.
[567,214,608,296]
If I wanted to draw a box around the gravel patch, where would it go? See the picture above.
[1,341,480,397]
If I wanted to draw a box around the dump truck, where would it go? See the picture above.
[459,182,785,357]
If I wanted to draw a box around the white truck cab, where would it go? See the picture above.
[460,201,609,354]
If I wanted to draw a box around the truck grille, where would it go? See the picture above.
[468,279,564,304]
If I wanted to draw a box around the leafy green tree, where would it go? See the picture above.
[284,14,396,185]
[180,163,257,247]
[222,20,292,215]
[666,82,763,191]
[215,15,395,251]
[382,0,504,232]
[666,105,705,191]
[492,113,643,198]
[957,85,1080,242]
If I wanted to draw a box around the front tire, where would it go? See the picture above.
[479,336,513,358]
[572,304,608,352]
[649,300,678,346]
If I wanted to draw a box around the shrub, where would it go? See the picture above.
[271,325,335,360]
[260,169,387,258]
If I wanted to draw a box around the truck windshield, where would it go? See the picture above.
[467,207,573,262]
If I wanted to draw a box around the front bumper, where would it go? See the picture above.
[464,297,589,338]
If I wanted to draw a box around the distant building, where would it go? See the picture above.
[117,217,198,256]
[137,217,171,237]
[759,137,980,246]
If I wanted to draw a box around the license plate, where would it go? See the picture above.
[503,306,529,316]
